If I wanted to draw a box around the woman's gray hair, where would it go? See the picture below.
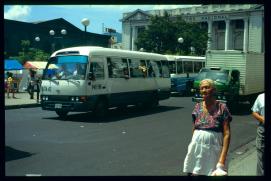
[200,79,216,89]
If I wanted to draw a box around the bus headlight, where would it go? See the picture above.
[71,96,81,102]
[42,96,49,101]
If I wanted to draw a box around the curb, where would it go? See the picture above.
[5,103,41,110]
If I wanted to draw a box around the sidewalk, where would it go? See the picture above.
[4,92,257,175]
[228,139,257,176]
[5,92,41,109]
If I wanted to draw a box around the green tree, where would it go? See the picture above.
[10,40,50,64]
[136,13,208,56]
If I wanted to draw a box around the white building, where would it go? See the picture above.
[120,4,264,54]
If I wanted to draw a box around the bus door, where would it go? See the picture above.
[150,60,170,98]
[106,57,131,105]
[87,56,108,96]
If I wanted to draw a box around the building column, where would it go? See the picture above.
[207,20,212,50]
[243,18,248,52]
[225,19,230,51]
[129,24,133,50]
[131,26,136,51]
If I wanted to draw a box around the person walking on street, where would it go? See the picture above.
[251,93,265,176]
[27,69,36,99]
[35,76,42,103]
[183,79,232,176]
[6,72,16,98]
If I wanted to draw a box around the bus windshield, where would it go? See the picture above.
[195,69,229,83]
[43,55,88,80]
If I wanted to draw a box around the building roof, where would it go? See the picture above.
[120,9,151,22]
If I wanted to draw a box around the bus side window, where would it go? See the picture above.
[146,60,154,77]
[177,61,183,74]
[109,58,128,78]
[183,61,193,74]
[161,60,170,78]
[107,57,113,78]
[194,62,202,73]
[168,61,176,74]
[139,60,147,77]
[150,60,162,77]
[122,58,129,78]
[90,62,105,80]
[129,59,145,78]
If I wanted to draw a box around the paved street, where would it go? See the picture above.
[5,96,257,176]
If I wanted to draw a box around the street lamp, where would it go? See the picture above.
[81,18,90,45]
[178,37,184,44]
[178,37,184,55]
[35,36,40,42]
[49,29,67,52]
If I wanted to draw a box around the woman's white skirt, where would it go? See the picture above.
[183,129,224,175]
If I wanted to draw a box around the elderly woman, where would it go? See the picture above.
[183,79,232,176]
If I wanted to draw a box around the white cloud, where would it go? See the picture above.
[4,5,31,21]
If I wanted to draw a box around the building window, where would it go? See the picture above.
[218,21,225,30]
[235,20,244,29]
[137,26,145,35]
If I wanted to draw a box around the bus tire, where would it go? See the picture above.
[94,99,108,118]
[150,94,159,107]
[56,110,68,119]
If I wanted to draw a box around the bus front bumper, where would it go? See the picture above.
[41,101,94,112]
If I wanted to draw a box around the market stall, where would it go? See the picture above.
[4,59,23,92]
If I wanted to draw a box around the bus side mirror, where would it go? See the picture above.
[88,72,96,81]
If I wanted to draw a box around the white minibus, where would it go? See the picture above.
[165,55,205,95]
[41,46,171,118]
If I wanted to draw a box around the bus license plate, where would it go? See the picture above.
[55,104,62,109]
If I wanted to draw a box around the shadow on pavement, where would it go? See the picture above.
[5,146,34,162]
[43,105,183,123]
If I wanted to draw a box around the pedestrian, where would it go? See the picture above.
[35,76,42,102]
[251,93,265,176]
[27,69,36,99]
[6,72,16,98]
[183,79,232,176]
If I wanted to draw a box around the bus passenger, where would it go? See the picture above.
[139,63,147,77]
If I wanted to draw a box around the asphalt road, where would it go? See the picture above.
[5,96,257,176]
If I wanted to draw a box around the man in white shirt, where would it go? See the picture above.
[251,93,265,176]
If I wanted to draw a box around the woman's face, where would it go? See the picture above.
[200,81,215,100]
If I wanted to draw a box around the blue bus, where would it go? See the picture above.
[165,55,205,95]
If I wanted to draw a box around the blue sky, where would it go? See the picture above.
[4,5,200,34]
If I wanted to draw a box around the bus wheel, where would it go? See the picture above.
[150,95,159,107]
[94,99,108,118]
[56,110,68,119]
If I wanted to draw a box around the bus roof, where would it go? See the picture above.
[165,54,205,61]
[51,46,167,60]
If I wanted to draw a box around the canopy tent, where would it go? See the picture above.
[5,59,23,70]
[23,61,58,69]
